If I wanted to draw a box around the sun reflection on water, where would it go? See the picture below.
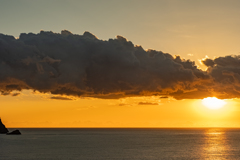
[203,129,229,159]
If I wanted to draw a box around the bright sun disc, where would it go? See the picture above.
[202,97,226,110]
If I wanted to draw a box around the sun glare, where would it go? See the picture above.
[202,97,226,110]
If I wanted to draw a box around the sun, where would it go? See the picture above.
[202,97,226,110]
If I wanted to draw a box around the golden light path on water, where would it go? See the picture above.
[203,129,230,159]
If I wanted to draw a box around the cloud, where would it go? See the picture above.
[0,30,239,99]
[0,91,11,96]
[138,102,159,105]
[11,92,20,96]
[0,91,20,96]
[160,96,168,99]
[50,96,73,100]
[202,55,240,99]
[118,103,130,106]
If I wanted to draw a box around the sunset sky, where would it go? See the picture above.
[1,0,240,128]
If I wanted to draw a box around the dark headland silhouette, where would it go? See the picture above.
[7,130,21,135]
[0,118,21,135]
[0,118,8,133]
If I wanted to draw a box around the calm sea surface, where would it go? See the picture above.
[1,128,240,160]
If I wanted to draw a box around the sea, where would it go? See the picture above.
[1,128,240,160]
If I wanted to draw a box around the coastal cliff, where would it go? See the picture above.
[0,119,9,133]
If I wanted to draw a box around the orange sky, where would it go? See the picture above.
[1,90,240,128]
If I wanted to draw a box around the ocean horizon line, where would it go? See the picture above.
[7,127,240,129]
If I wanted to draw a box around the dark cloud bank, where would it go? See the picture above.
[0,30,239,99]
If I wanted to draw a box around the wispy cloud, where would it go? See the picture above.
[50,96,73,100]
[138,102,159,105]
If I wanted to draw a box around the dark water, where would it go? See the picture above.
[1,128,240,160]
